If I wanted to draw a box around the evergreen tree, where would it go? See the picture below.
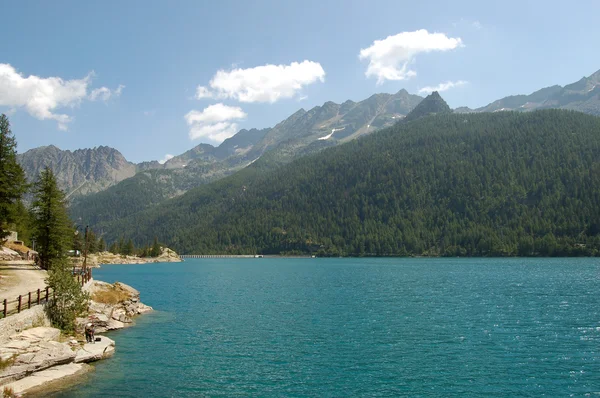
[121,238,134,256]
[0,114,27,240]
[87,229,97,253]
[108,241,118,254]
[150,236,161,257]
[31,167,72,270]
[45,257,88,332]
[98,236,106,252]
[31,167,87,331]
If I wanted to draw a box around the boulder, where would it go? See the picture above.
[136,303,153,314]
[106,319,126,330]
[74,336,115,363]
[111,308,132,323]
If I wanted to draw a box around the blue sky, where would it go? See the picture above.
[1,0,600,163]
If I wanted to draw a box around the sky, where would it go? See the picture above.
[1,0,600,164]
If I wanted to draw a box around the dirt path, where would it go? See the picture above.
[0,261,48,303]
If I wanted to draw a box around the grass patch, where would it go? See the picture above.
[91,285,131,305]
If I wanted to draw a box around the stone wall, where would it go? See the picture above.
[0,306,51,344]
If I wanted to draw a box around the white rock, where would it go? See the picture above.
[11,327,60,343]
[74,336,115,363]
[0,340,76,384]
[2,363,88,395]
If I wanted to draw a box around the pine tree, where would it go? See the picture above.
[45,258,88,332]
[98,236,106,252]
[122,238,134,256]
[150,236,161,257]
[0,114,27,240]
[31,167,87,332]
[87,229,97,253]
[31,167,72,270]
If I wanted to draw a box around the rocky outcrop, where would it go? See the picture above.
[0,326,114,393]
[78,247,181,267]
[78,280,152,334]
[0,279,151,395]
[74,337,115,363]
[0,327,77,385]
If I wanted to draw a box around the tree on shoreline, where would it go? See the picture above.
[31,167,87,331]
[0,114,27,240]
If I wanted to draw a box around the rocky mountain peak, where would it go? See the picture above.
[403,91,452,122]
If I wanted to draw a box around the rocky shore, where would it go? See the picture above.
[0,280,152,396]
[75,247,181,267]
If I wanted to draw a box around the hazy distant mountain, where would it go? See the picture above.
[466,68,600,115]
[17,145,137,198]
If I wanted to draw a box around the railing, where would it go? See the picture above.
[0,286,52,319]
[0,268,93,320]
[73,268,93,287]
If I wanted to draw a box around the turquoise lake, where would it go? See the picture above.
[43,258,599,397]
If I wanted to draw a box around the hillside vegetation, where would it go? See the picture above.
[99,110,600,257]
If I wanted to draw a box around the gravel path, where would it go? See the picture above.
[0,261,48,303]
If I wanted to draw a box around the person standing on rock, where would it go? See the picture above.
[85,323,95,343]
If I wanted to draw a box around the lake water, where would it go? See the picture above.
[43,258,599,397]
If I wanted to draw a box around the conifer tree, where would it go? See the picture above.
[98,236,106,252]
[150,236,161,257]
[0,114,27,240]
[31,167,72,270]
[31,167,87,331]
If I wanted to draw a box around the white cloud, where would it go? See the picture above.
[184,103,246,142]
[89,84,125,101]
[195,86,213,99]
[359,29,463,84]
[195,60,325,103]
[0,63,123,130]
[158,154,174,164]
[418,80,468,94]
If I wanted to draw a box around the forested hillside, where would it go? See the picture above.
[98,110,600,257]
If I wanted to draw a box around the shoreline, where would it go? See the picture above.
[0,279,152,396]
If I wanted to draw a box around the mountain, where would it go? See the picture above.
[403,91,452,122]
[96,108,600,257]
[69,90,424,225]
[466,68,600,115]
[17,145,137,197]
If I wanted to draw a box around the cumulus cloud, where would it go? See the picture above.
[418,80,468,94]
[0,63,123,130]
[89,84,125,101]
[359,29,463,84]
[158,154,174,164]
[195,60,325,103]
[184,103,247,142]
